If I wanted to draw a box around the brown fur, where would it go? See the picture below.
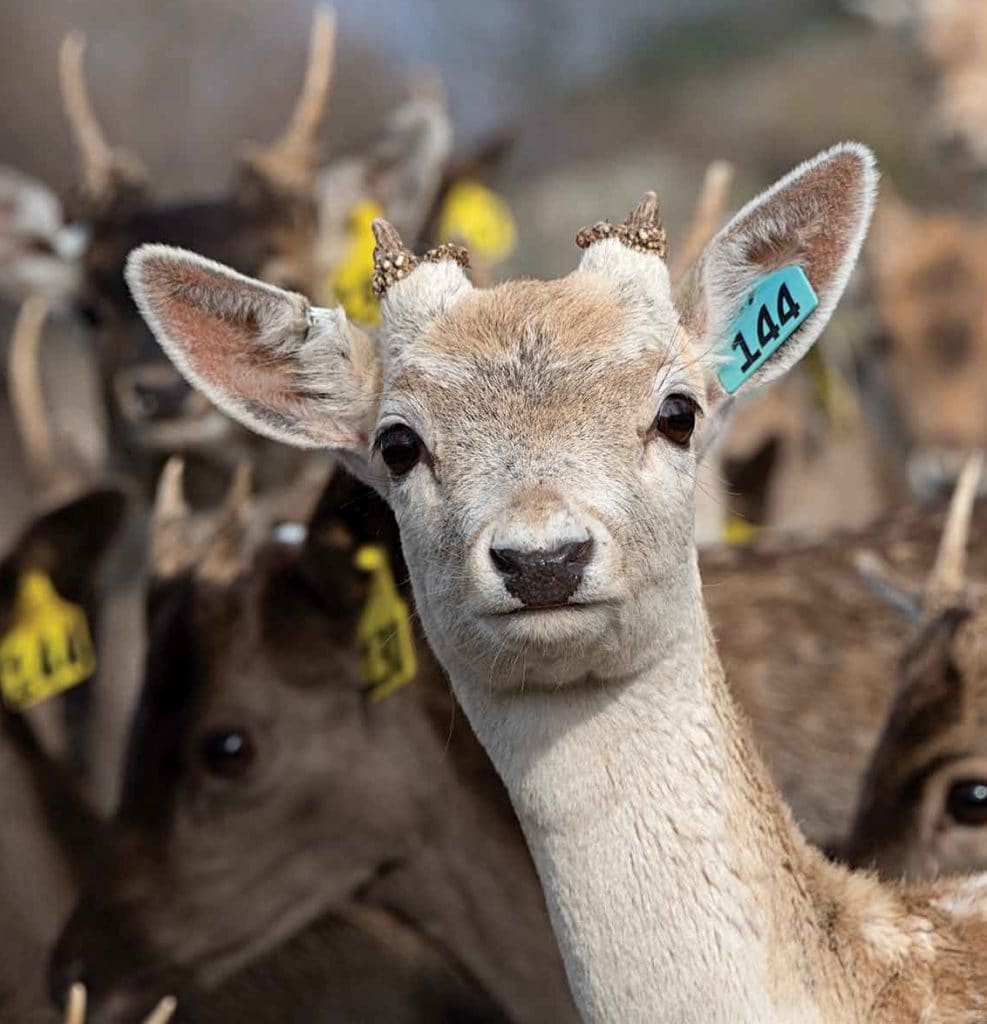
[51,471,577,1024]
[704,500,987,848]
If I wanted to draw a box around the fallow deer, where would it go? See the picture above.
[842,456,987,880]
[128,141,987,1022]
[857,189,987,500]
[50,464,577,1024]
[702,491,987,847]
[0,488,125,1017]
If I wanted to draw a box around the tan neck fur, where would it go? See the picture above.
[437,554,987,1023]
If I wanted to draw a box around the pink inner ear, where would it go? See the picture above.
[738,152,865,291]
[143,256,302,418]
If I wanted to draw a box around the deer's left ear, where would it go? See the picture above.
[126,245,381,477]
[681,143,877,405]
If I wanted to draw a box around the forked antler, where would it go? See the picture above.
[669,160,734,282]
[64,983,176,1024]
[240,8,337,195]
[8,295,55,489]
[58,32,145,209]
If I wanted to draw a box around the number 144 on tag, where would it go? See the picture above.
[718,265,818,395]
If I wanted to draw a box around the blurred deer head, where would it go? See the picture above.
[860,192,987,500]
[50,13,461,477]
[51,463,574,1024]
[845,455,987,879]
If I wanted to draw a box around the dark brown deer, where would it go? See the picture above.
[50,464,577,1024]
[840,456,987,880]
[0,487,125,1018]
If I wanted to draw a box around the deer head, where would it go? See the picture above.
[51,463,575,1023]
[845,455,987,880]
[862,191,987,499]
[915,0,987,168]
[125,143,876,697]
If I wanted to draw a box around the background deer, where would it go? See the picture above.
[0,489,124,1018]
[50,463,577,1024]
[841,456,987,880]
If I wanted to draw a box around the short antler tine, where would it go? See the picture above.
[8,294,54,491]
[199,461,255,585]
[576,190,667,259]
[64,982,87,1024]
[150,457,193,581]
[926,453,984,606]
[371,219,420,297]
[143,995,178,1024]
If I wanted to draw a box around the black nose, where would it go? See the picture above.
[489,538,594,608]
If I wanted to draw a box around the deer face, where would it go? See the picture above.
[125,145,877,694]
[866,200,987,498]
[917,0,987,168]
[50,472,434,1021]
[846,604,987,880]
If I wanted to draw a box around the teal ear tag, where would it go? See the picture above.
[718,265,818,395]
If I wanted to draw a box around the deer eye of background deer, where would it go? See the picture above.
[376,424,424,476]
[650,394,698,447]
[197,729,257,779]
[946,779,987,826]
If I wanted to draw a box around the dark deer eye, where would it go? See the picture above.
[651,394,698,447]
[198,729,256,779]
[376,424,424,477]
[946,779,987,826]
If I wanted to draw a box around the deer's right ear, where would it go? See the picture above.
[681,143,878,406]
[126,245,380,470]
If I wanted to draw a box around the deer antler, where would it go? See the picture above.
[371,219,469,297]
[199,461,255,584]
[926,452,984,606]
[576,191,668,258]
[150,456,192,580]
[58,32,145,209]
[65,983,176,1024]
[240,8,337,195]
[8,295,55,490]
[669,160,734,282]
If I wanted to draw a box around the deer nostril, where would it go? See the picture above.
[488,538,595,607]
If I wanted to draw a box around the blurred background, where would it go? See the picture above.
[4,0,987,1020]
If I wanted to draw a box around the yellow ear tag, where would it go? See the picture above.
[0,571,96,710]
[722,514,760,547]
[354,545,416,702]
[329,200,384,326]
[437,180,517,265]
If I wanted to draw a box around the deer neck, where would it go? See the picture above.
[440,555,868,1024]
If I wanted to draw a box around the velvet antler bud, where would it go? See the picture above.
[576,191,668,259]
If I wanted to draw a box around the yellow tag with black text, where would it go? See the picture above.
[354,545,416,701]
[0,571,96,710]
[330,200,384,326]
[437,180,517,265]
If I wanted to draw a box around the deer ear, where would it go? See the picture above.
[682,143,877,403]
[126,245,380,468]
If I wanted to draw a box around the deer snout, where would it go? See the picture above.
[489,537,594,608]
